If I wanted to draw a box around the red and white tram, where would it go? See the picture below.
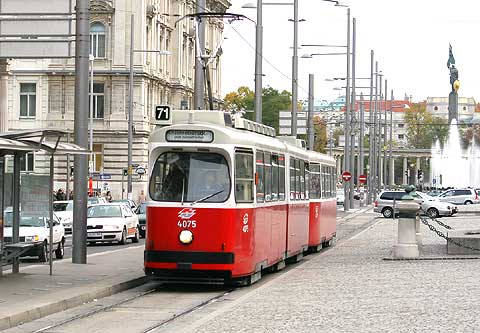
[144,110,336,285]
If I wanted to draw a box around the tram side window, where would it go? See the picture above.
[271,154,279,201]
[321,165,327,198]
[290,157,296,200]
[279,155,285,201]
[264,153,272,202]
[330,166,335,198]
[235,151,254,203]
[256,151,265,203]
[299,160,305,200]
[295,159,300,200]
[310,164,321,199]
[305,162,310,200]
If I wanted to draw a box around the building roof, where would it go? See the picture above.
[340,100,411,112]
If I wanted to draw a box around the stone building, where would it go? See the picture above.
[5,0,231,198]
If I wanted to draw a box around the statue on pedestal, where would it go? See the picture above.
[447,44,459,123]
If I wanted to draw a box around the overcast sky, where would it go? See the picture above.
[220,0,480,103]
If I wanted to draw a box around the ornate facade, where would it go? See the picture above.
[6,0,231,198]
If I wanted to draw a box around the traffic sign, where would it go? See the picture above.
[135,167,146,175]
[342,171,352,182]
[358,174,367,184]
[99,173,111,181]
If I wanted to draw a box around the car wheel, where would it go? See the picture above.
[427,208,439,219]
[38,242,48,262]
[382,207,393,218]
[119,228,127,245]
[88,241,96,246]
[55,239,65,259]
[465,200,473,205]
[132,228,140,243]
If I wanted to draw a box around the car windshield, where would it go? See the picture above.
[113,200,130,206]
[3,212,46,227]
[149,152,230,203]
[87,205,122,218]
[137,203,146,214]
[53,202,73,212]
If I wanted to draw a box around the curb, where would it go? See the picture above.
[0,275,148,331]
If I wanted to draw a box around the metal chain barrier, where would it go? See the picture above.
[418,215,480,252]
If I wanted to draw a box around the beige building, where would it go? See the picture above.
[5,0,231,198]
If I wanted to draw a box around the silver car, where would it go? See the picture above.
[437,188,479,205]
[374,190,455,218]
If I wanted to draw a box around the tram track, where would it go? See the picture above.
[10,213,378,333]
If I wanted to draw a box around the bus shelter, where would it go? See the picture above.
[0,130,89,277]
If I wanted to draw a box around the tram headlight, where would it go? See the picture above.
[179,230,193,245]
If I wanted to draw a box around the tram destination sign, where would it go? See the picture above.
[166,130,214,143]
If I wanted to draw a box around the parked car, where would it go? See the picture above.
[87,203,139,245]
[336,190,345,206]
[412,191,458,218]
[3,209,65,261]
[374,190,455,218]
[53,200,73,233]
[88,196,107,206]
[426,190,442,197]
[112,199,137,211]
[436,188,479,205]
[135,202,147,238]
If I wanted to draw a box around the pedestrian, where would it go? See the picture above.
[56,188,66,201]
[69,190,74,200]
[137,190,146,205]
[105,190,113,203]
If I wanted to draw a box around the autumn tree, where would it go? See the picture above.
[404,102,448,148]
[223,86,291,133]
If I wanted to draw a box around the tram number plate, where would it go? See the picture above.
[177,220,196,228]
[155,105,170,121]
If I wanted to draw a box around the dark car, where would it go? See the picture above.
[136,202,147,238]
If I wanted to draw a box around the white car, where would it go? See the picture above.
[53,200,73,233]
[87,203,140,245]
[3,209,65,261]
[336,191,345,206]
[412,192,458,218]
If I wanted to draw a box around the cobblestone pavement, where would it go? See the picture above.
[169,209,480,332]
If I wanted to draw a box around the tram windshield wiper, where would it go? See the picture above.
[191,190,224,206]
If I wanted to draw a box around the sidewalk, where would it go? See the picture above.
[176,213,480,332]
[0,245,146,331]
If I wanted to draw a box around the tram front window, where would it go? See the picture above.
[149,152,230,203]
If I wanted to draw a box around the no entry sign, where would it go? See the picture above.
[342,171,352,182]
[358,174,367,184]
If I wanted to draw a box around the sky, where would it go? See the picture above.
[220,0,480,103]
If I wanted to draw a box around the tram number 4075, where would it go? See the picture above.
[177,220,197,228]
[155,105,171,121]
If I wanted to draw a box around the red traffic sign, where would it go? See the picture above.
[342,171,352,182]
[358,174,367,184]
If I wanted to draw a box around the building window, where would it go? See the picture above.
[20,152,34,172]
[20,83,36,118]
[434,106,438,111]
[89,83,105,119]
[89,144,103,172]
[398,123,404,128]
[90,22,106,58]
[398,134,405,140]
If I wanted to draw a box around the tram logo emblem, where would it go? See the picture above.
[178,208,197,219]
[242,213,249,233]
[315,206,319,219]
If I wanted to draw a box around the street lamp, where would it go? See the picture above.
[89,54,94,177]
[127,14,171,200]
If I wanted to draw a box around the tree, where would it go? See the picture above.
[223,86,291,134]
[404,102,448,148]
[314,118,327,153]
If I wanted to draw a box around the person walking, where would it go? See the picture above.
[137,190,146,205]
[105,191,113,203]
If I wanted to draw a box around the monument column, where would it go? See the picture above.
[389,157,395,187]
[403,157,408,185]
[415,157,420,186]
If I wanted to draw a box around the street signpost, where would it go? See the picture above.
[358,174,367,184]
[342,171,352,182]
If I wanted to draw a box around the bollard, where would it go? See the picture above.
[415,215,422,246]
[393,186,421,259]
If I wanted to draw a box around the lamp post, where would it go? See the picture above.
[127,14,171,200]
[89,54,94,175]
[291,0,299,136]
[367,50,374,204]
